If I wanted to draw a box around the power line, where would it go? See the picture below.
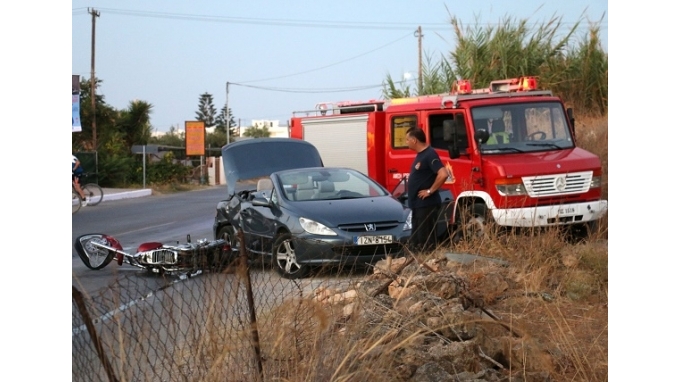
[71,7,606,32]
[238,32,414,84]
[231,79,415,94]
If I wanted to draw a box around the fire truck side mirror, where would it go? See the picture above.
[442,120,460,159]
[567,108,575,139]
[443,120,455,142]
[475,129,490,145]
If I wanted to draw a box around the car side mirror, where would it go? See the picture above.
[474,129,490,145]
[252,197,270,207]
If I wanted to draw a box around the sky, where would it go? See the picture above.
[71,0,609,133]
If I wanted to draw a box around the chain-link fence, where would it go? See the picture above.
[72,243,368,382]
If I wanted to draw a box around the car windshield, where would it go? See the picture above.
[471,101,575,154]
[277,168,388,201]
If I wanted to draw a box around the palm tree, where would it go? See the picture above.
[117,100,154,148]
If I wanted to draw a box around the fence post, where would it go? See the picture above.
[238,230,264,381]
[72,286,120,382]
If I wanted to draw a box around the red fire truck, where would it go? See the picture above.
[289,76,607,239]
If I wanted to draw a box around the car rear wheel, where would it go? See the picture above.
[272,233,309,279]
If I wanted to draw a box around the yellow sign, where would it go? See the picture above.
[185,121,205,156]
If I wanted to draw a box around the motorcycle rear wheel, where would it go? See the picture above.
[75,234,115,270]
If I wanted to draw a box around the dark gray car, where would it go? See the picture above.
[214,138,412,279]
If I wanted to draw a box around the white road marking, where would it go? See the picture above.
[72,271,202,337]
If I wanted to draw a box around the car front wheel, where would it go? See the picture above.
[272,233,309,279]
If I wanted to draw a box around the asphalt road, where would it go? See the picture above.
[72,186,229,294]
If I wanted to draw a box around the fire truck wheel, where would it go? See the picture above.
[452,202,490,242]
[566,220,600,243]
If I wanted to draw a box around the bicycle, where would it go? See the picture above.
[72,186,82,214]
[73,173,104,206]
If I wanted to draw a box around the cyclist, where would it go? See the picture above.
[72,155,87,206]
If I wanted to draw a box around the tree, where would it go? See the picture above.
[195,92,217,128]
[381,13,607,116]
[118,100,154,148]
[215,104,237,140]
[72,77,117,151]
[149,125,185,147]
[243,125,271,138]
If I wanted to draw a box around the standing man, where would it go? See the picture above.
[406,127,451,252]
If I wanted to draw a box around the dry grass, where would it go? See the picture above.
[269,116,609,381]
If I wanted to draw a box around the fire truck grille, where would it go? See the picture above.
[337,221,401,233]
[523,171,592,197]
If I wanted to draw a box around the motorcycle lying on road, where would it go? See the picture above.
[74,233,235,276]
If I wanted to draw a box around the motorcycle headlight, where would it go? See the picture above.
[403,210,412,231]
[299,217,336,236]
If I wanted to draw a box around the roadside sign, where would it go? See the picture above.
[185,121,205,156]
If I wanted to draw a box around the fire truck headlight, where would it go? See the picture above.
[496,180,527,196]
[300,217,337,236]
[403,210,412,231]
[590,175,602,189]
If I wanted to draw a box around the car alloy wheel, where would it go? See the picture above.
[273,233,309,279]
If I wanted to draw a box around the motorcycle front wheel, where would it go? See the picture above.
[75,234,115,270]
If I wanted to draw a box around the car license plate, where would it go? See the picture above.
[354,235,393,245]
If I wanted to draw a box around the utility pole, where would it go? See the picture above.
[415,26,423,95]
[225,81,230,145]
[89,8,100,150]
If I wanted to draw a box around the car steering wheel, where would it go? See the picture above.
[336,190,362,198]
[528,131,547,141]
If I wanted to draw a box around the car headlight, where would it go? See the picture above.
[299,217,337,236]
[495,179,527,196]
[403,210,412,231]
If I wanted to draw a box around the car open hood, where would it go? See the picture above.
[221,138,324,196]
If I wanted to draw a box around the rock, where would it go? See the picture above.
[411,362,455,382]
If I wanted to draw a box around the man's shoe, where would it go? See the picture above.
[82,199,88,207]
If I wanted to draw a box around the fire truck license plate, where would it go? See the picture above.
[354,235,393,245]
[559,207,575,215]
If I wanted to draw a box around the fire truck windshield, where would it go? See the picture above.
[471,102,575,153]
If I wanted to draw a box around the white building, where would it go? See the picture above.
[242,120,289,138]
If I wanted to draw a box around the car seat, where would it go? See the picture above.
[312,180,336,199]
[256,178,274,200]
[487,119,511,144]
[296,178,315,200]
